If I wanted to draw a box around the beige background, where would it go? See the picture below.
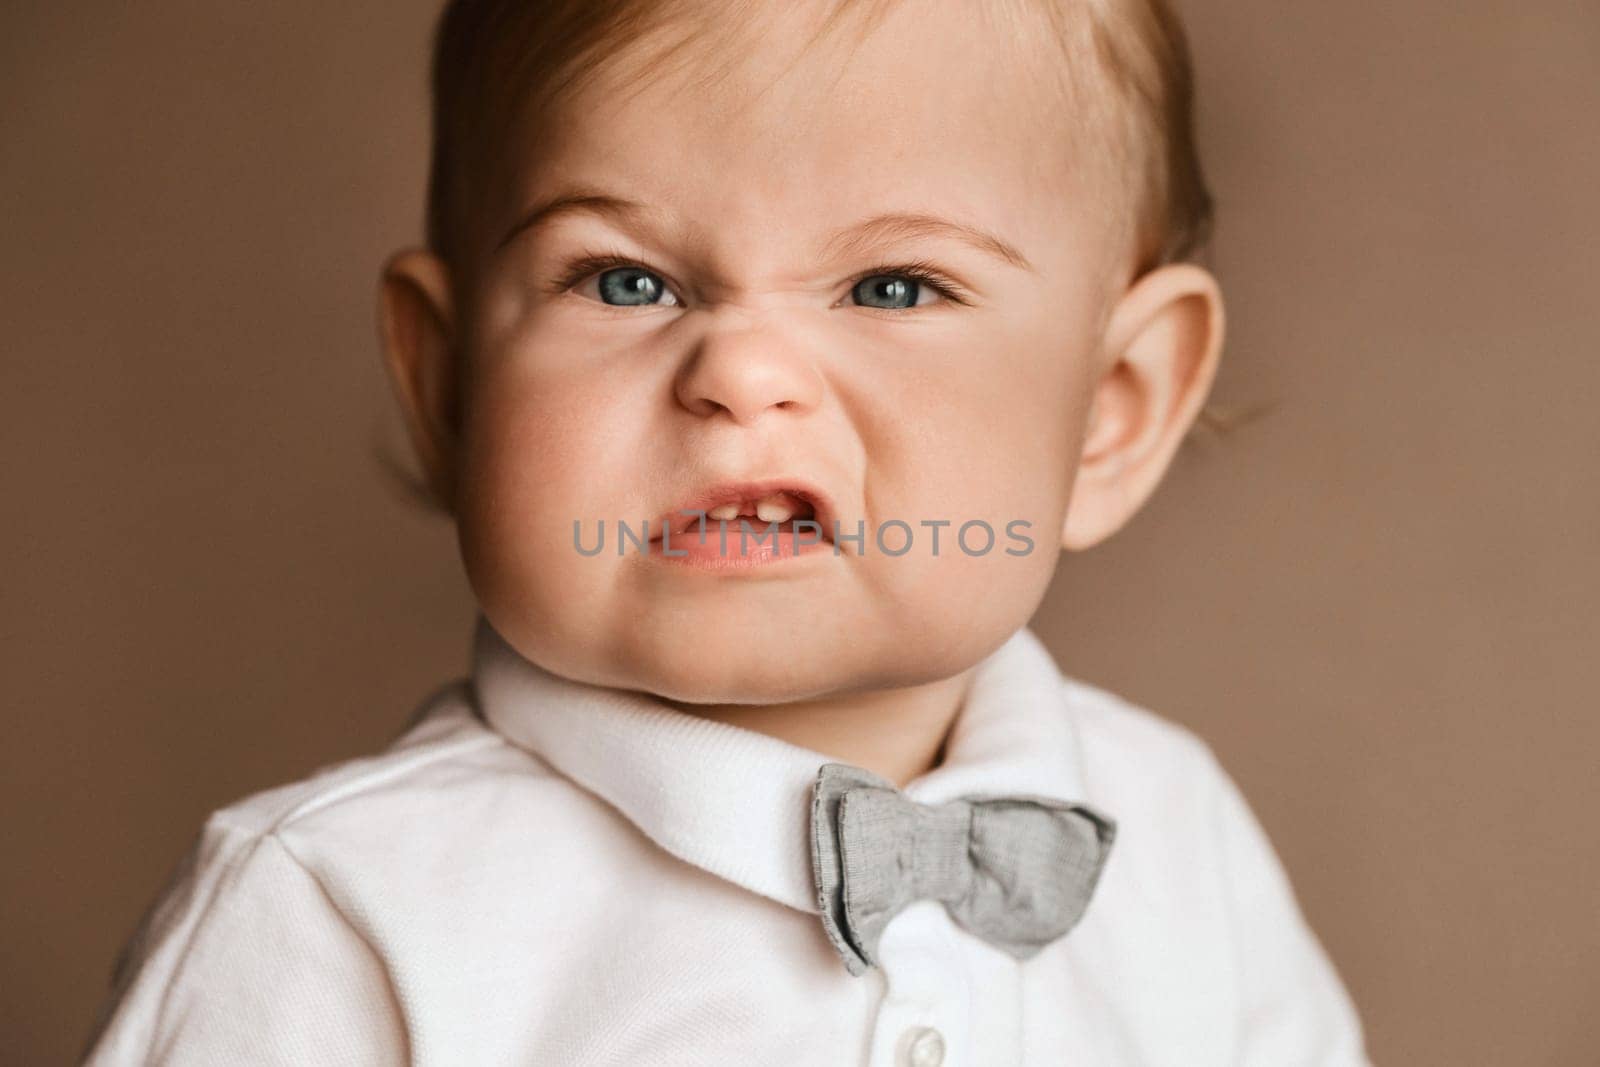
[4,2,1597,1064]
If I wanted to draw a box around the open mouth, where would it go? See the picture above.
[650,480,836,544]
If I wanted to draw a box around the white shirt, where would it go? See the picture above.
[83,614,1371,1066]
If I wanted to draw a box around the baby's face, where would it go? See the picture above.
[449,4,1135,701]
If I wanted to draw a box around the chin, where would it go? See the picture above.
[622,620,994,707]
[615,627,872,706]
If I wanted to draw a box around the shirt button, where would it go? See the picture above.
[898,1025,946,1067]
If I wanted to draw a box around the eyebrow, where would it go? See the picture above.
[494,186,1035,273]
[493,190,651,252]
[820,212,1035,273]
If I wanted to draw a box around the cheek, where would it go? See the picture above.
[874,323,1091,539]
[454,359,651,617]
[841,326,1093,662]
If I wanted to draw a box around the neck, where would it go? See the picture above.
[662,668,979,790]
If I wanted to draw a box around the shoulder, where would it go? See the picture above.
[198,679,521,840]
[1058,671,1232,811]
[80,684,518,1063]
[112,676,608,952]
[1054,671,1296,888]
[185,677,610,884]
[1053,671,1258,925]
[1055,672,1370,1062]
[114,678,555,941]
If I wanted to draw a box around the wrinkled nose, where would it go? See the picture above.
[673,320,825,425]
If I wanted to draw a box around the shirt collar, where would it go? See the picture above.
[470,611,1092,916]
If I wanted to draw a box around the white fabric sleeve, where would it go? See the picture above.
[1205,749,1374,1066]
[80,817,408,1066]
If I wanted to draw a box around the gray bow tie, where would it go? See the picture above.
[809,762,1116,976]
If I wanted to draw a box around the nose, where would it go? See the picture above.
[673,319,825,425]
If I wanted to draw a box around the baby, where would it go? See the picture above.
[82,1,1371,1064]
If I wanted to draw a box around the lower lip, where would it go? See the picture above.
[647,519,836,569]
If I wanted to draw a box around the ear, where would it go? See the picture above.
[1061,263,1225,550]
[377,248,460,513]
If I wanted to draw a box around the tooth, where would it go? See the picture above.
[755,496,795,523]
[707,503,739,520]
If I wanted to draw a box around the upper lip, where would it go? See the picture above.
[649,476,838,543]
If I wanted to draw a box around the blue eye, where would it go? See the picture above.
[853,274,927,310]
[595,266,677,307]
[849,264,964,310]
[549,252,966,310]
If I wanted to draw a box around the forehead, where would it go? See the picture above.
[505,0,1116,273]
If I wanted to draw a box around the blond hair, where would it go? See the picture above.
[426,0,1212,283]
[382,0,1231,512]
